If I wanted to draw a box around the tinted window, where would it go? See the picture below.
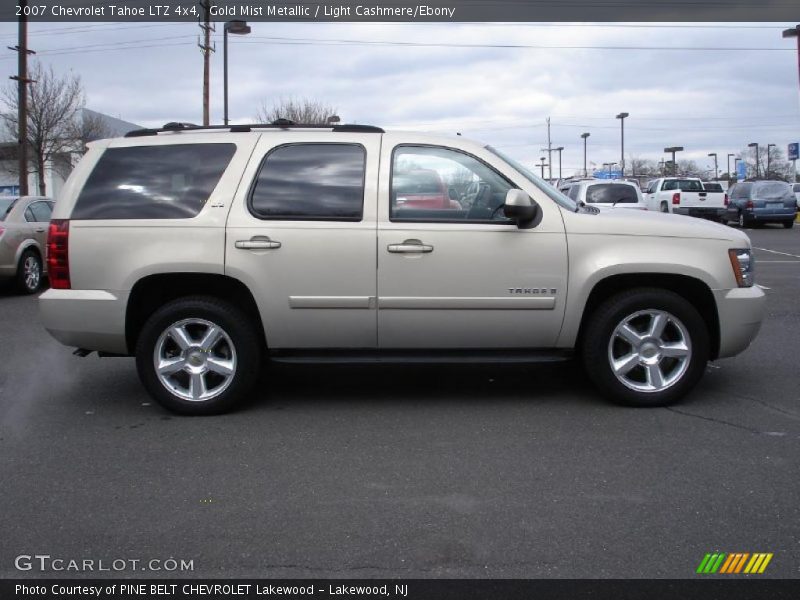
[568,186,581,201]
[731,183,752,198]
[663,179,703,192]
[73,144,236,220]
[702,183,723,192]
[0,197,17,221]
[250,144,365,221]
[29,201,52,222]
[754,182,792,199]
[585,183,639,204]
[391,146,513,223]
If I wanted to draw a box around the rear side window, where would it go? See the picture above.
[28,201,53,222]
[731,183,752,199]
[72,143,236,219]
[249,143,365,221]
[585,183,639,204]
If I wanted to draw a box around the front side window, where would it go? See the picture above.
[250,143,365,221]
[585,183,639,204]
[73,143,236,220]
[391,146,513,223]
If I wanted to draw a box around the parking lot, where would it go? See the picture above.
[1,224,799,579]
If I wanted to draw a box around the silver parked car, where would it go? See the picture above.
[0,195,54,294]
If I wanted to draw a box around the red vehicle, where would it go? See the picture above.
[393,169,461,209]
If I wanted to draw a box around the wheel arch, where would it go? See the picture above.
[125,273,265,355]
[574,273,720,360]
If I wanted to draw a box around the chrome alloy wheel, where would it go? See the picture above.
[607,309,692,393]
[24,255,40,291]
[153,318,237,402]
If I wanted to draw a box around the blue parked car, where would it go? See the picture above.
[725,181,797,229]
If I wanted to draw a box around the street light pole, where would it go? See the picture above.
[708,153,718,180]
[538,157,547,179]
[223,20,251,126]
[782,25,800,95]
[766,143,776,178]
[616,112,628,175]
[727,153,734,180]
[580,132,590,177]
[554,146,564,180]
[664,146,683,176]
[748,142,759,178]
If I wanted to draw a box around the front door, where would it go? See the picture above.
[225,133,381,349]
[377,140,568,349]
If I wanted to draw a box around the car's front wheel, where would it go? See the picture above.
[582,288,709,407]
[135,297,262,415]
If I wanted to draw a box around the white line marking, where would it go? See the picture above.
[758,260,800,264]
[755,247,800,259]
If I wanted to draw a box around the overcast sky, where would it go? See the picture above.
[0,21,798,177]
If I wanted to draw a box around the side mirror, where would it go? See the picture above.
[503,189,539,229]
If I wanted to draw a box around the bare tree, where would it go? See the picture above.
[256,97,338,125]
[738,145,791,181]
[71,109,113,153]
[1,62,86,196]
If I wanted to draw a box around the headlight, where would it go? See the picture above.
[728,248,754,287]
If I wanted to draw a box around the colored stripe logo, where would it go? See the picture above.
[696,552,773,574]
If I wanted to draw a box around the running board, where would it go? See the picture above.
[269,349,573,365]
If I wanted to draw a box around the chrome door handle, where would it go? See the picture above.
[387,239,434,254]
[235,236,281,250]
[35,228,45,232]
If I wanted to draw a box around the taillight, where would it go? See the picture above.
[724,194,729,206]
[0,225,5,237]
[47,219,70,289]
[745,200,754,210]
[672,192,681,205]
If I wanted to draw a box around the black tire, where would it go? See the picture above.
[581,288,709,407]
[135,296,263,415]
[15,249,43,294]
[738,211,748,228]
[783,220,794,229]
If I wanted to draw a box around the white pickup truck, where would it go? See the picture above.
[644,177,727,221]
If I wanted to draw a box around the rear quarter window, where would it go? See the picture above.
[72,143,236,220]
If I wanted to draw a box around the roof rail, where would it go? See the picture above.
[125,120,384,137]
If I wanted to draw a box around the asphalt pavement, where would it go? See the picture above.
[1,224,799,579]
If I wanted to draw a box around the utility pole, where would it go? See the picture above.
[198,1,215,126]
[9,0,35,196]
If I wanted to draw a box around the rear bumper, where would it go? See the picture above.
[674,207,726,219]
[39,289,129,355]
[748,209,795,222]
[713,285,766,359]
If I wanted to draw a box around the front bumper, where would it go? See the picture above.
[39,289,130,355]
[713,285,766,359]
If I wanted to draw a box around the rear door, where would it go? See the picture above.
[225,133,381,349]
[26,200,52,248]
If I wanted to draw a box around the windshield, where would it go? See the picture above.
[0,196,18,221]
[485,145,577,211]
[585,183,639,204]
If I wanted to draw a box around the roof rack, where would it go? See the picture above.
[124,119,384,137]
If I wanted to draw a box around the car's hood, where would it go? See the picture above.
[562,206,750,245]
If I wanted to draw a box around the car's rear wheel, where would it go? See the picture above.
[783,220,794,229]
[738,211,749,228]
[660,202,669,213]
[582,288,709,407]
[135,297,262,415]
[15,249,43,294]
